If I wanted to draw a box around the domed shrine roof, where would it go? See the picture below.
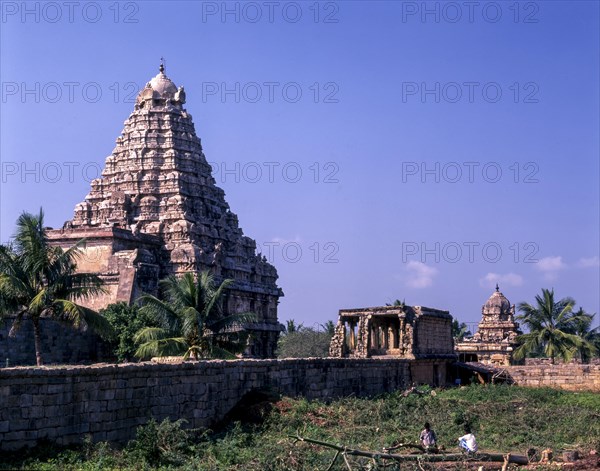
[136,63,185,107]
[149,64,178,95]
[483,284,513,315]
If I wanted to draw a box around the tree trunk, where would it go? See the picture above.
[290,435,530,465]
[32,317,44,366]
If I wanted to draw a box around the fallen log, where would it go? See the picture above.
[383,442,427,453]
[289,434,529,465]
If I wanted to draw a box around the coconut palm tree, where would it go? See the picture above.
[566,308,599,363]
[514,288,595,363]
[0,209,111,366]
[134,271,256,360]
[452,319,472,342]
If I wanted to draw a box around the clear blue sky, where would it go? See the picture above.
[1,1,598,331]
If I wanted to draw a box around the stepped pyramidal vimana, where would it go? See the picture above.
[47,64,283,358]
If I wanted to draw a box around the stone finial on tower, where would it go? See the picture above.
[495,283,500,292]
[159,57,165,74]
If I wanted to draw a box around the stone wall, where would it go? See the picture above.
[506,364,600,392]
[0,357,449,450]
[0,317,113,367]
[414,313,454,355]
[47,227,162,311]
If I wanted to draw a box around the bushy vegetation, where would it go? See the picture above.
[101,302,157,362]
[2,385,599,470]
[276,319,334,358]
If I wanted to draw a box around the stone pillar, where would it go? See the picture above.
[399,319,405,354]
[357,315,371,358]
[389,326,395,349]
[383,323,389,350]
[328,321,347,357]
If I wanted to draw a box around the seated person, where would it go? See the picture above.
[419,422,437,451]
[458,426,478,453]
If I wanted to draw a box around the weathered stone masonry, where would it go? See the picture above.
[455,286,520,366]
[0,317,111,367]
[507,364,600,392]
[0,358,449,450]
[46,64,283,358]
[329,305,453,359]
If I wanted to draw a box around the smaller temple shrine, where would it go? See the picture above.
[455,285,521,366]
[329,305,454,359]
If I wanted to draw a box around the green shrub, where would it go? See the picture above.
[276,328,332,358]
[127,417,191,466]
[101,302,157,362]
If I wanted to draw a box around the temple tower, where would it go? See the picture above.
[455,285,521,366]
[47,64,283,357]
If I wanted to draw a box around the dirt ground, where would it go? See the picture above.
[419,453,600,470]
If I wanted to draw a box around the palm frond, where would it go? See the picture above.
[135,335,188,359]
[14,209,51,279]
[8,310,26,337]
[208,344,239,360]
[181,306,203,338]
[203,277,233,320]
[160,274,194,310]
[51,299,114,338]
[139,293,181,332]
[28,289,48,317]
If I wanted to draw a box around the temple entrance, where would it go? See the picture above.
[368,316,402,356]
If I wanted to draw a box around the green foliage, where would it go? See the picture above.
[2,385,600,470]
[135,271,256,360]
[451,319,472,341]
[320,320,336,336]
[0,208,112,366]
[283,319,304,334]
[515,288,597,363]
[127,418,191,466]
[276,328,332,358]
[385,299,406,307]
[566,308,600,361]
[101,302,157,362]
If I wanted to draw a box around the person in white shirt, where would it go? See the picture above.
[458,426,478,453]
[419,422,437,451]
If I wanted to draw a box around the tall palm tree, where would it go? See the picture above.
[567,308,599,363]
[0,209,111,366]
[134,271,256,360]
[514,288,595,363]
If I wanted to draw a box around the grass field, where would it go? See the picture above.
[2,384,599,470]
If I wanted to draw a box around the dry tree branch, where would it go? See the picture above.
[288,434,529,465]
